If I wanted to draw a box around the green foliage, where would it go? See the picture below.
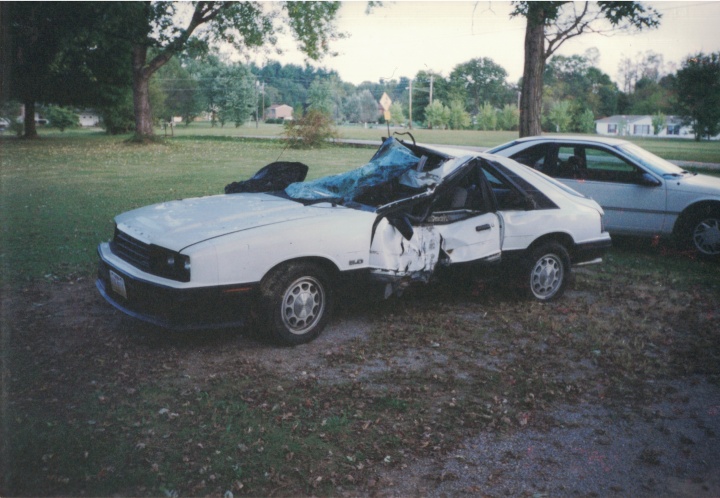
[575,108,596,134]
[547,100,573,132]
[675,52,720,141]
[389,102,406,126]
[449,57,513,113]
[4,2,132,137]
[44,106,79,132]
[344,90,379,123]
[193,56,256,127]
[544,53,619,120]
[99,90,135,135]
[496,104,520,131]
[411,71,446,124]
[283,109,338,148]
[254,62,341,112]
[652,112,666,135]
[307,77,345,120]
[447,101,471,130]
[154,56,202,124]
[477,102,498,131]
[627,77,675,115]
[424,101,449,130]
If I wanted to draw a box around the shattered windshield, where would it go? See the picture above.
[284,138,421,203]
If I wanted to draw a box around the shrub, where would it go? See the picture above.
[575,108,596,134]
[45,106,79,132]
[283,109,338,148]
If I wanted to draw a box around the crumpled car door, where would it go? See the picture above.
[369,156,502,278]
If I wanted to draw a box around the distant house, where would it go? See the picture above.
[79,110,101,127]
[265,104,293,121]
[594,114,719,139]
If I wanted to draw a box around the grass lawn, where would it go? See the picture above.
[0,133,372,285]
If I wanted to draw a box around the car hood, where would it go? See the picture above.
[673,173,720,196]
[115,193,324,250]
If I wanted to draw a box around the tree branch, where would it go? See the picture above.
[144,1,229,77]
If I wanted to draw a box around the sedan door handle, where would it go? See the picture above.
[476,223,493,232]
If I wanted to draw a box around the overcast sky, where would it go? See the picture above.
[248,1,720,86]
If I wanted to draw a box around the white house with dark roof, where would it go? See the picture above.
[79,110,101,127]
[595,114,719,139]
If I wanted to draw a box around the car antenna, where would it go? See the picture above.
[393,131,416,145]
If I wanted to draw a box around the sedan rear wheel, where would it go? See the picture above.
[524,242,570,301]
[260,262,333,346]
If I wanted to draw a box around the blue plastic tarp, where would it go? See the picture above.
[285,138,420,203]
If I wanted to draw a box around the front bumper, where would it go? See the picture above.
[573,236,613,264]
[97,256,259,331]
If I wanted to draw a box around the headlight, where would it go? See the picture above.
[149,245,191,282]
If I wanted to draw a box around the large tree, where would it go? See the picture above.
[511,1,661,137]
[675,52,720,141]
[449,57,512,114]
[126,1,343,141]
[2,2,132,138]
[544,53,620,121]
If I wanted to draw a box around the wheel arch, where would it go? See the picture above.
[261,256,341,284]
[526,232,576,260]
[672,200,720,237]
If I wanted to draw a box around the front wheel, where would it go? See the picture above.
[260,262,333,346]
[523,242,570,301]
[688,209,720,261]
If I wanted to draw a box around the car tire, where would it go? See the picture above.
[687,208,720,261]
[260,262,333,346]
[523,242,570,301]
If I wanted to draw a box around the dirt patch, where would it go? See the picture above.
[2,261,720,496]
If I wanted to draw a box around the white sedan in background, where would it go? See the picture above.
[97,137,610,345]
[489,136,720,260]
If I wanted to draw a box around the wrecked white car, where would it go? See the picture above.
[97,137,611,345]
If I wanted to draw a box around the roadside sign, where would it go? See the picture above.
[380,92,392,111]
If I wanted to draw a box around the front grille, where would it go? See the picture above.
[111,228,151,271]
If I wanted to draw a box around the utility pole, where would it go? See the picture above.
[429,75,434,104]
[408,79,413,129]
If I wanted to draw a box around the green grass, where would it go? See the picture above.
[0,133,371,285]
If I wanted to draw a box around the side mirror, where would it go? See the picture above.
[639,173,661,187]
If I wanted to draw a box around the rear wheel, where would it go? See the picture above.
[260,262,333,346]
[523,242,570,301]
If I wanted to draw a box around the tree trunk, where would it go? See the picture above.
[23,99,38,139]
[132,45,154,140]
[519,6,547,138]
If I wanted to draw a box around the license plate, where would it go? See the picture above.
[109,270,127,299]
